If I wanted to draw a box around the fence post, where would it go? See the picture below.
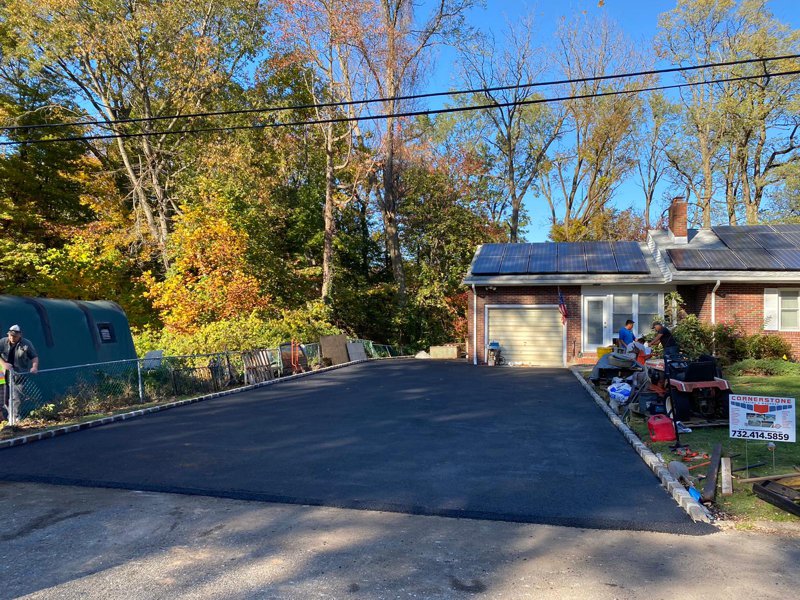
[224,351,234,386]
[137,360,145,403]
[8,368,15,426]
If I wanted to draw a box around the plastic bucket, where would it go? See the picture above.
[596,346,613,359]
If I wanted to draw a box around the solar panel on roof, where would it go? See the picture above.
[557,243,587,273]
[668,248,710,270]
[776,231,800,247]
[612,241,649,273]
[769,224,800,233]
[737,248,785,270]
[745,230,793,249]
[499,244,532,273]
[583,241,617,273]
[471,244,506,274]
[713,226,762,249]
[527,243,558,273]
[766,248,800,270]
[699,249,746,270]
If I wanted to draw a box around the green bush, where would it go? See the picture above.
[711,323,748,365]
[133,302,342,357]
[726,358,800,377]
[672,315,714,359]
[28,403,60,422]
[745,334,794,360]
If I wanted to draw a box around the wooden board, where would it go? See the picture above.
[320,334,350,366]
[721,457,733,496]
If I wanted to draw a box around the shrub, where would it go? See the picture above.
[711,323,748,365]
[28,403,60,422]
[726,359,800,377]
[672,315,714,359]
[745,334,793,360]
[134,302,342,357]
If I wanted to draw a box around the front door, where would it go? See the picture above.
[584,295,610,352]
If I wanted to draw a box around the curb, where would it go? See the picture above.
[570,367,714,524]
[0,356,409,451]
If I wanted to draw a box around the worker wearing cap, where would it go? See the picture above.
[1,325,39,422]
[0,325,38,374]
[651,321,679,358]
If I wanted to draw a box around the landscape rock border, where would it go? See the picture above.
[0,357,407,451]
[570,367,714,524]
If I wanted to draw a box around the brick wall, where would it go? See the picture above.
[467,286,581,365]
[692,283,800,355]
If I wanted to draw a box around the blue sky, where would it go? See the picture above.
[420,0,800,240]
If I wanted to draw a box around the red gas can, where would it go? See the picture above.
[647,414,676,442]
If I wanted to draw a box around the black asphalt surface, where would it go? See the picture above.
[0,360,706,533]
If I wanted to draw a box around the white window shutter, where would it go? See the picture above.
[764,288,779,330]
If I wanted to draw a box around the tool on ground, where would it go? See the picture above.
[688,461,711,471]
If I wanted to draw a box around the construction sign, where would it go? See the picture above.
[729,395,796,443]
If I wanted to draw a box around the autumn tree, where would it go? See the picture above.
[456,14,564,243]
[2,0,269,268]
[346,0,476,298]
[657,0,800,226]
[541,16,644,241]
[635,92,676,229]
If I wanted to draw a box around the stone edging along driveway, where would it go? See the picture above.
[0,357,405,451]
[570,367,714,524]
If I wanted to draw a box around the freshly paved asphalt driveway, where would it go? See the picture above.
[0,360,700,532]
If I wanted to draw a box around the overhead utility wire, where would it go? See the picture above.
[3,68,800,147]
[2,53,799,133]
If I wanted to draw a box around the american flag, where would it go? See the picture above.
[558,288,569,325]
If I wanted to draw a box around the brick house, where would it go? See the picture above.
[463,198,800,366]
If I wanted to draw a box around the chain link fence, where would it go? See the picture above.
[1,339,397,427]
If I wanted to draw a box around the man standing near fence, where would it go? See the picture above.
[1,324,39,422]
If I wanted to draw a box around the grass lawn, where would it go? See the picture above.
[604,374,800,527]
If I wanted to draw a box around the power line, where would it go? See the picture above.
[2,53,798,134]
[2,68,799,147]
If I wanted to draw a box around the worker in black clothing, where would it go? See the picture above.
[651,322,679,358]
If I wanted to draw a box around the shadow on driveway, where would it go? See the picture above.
[0,360,706,533]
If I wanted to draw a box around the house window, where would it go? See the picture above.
[638,293,660,332]
[780,291,800,331]
[612,294,632,333]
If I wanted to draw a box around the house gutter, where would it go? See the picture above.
[472,284,478,365]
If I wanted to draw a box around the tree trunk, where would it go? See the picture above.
[322,122,336,300]
[380,16,406,299]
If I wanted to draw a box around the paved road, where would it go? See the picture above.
[0,483,797,600]
[0,360,698,532]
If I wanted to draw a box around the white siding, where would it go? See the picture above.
[487,307,564,366]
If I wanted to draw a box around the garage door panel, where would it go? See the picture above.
[487,307,564,366]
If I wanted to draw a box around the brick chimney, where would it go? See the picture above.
[668,197,688,244]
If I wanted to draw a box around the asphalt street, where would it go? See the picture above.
[1,483,797,600]
[0,360,699,532]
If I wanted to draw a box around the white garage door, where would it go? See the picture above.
[487,307,564,366]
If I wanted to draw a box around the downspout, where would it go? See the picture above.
[472,284,478,365]
[711,279,721,355]
[711,280,721,325]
